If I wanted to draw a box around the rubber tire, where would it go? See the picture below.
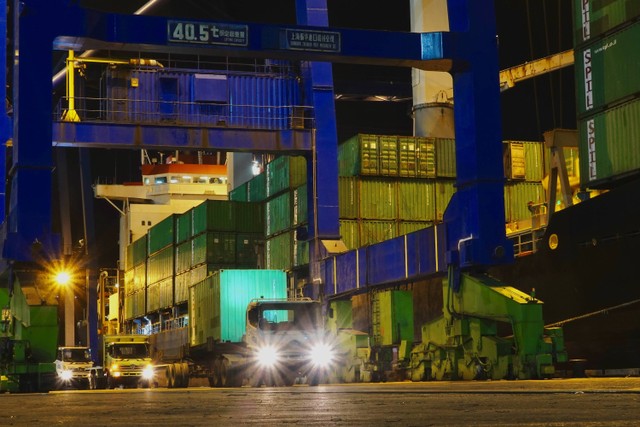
[176,362,189,388]
[166,364,175,389]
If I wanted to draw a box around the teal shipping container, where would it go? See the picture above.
[579,97,640,188]
[189,270,287,346]
[148,214,175,255]
[576,21,640,116]
[338,134,380,176]
[191,200,235,236]
[374,290,414,347]
[175,211,192,244]
[379,135,399,176]
[247,172,267,202]
[266,156,307,198]
[573,0,640,45]
[229,181,249,202]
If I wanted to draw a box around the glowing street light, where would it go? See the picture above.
[55,271,72,286]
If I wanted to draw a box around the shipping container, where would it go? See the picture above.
[133,263,147,292]
[266,156,307,198]
[573,0,640,45]
[434,180,456,221]
[265,191,293,237]
[579,97,640,187]
[235,202,264,233]
[359,178,397,219]
[147,245,174,285]
[266,231,293,270]
[576,21,640,116]
[293,184,307,226]
[229,181,249,202]
[397,179,436,221]
[504,182,545,223]
[374,290,414,347]
[147,277,173,313]
[191,200,235,236]
[175,210,192,244]
[338,177,359,219]
[189,270,287,346]
[175,240,192,274]
[338,134,380,176]
[379,135,399,176]
[340,220,359,250]
[124,289,146,320]
[435,138,457,178]
[398,136,417,177]
[236,233,263,267]
[247,172,267,202]
[192,232,237,266]
[416,137,437,178]
[294,238,309,267]
[148,214,175,255]
[126,235,147,270]
[175,271,190,304]
[397,221,433,236]
[360,220,397,247]
[504,141,546,182]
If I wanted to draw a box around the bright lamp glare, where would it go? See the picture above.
[60,370,73,381]
[55,271,71,285]
[257,346,278,367]
[142,365,154,380]
[310,343,334,367]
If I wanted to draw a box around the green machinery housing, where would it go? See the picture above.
[0,277,59,393]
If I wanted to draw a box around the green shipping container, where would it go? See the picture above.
[374,290,414,347]
[579,97,640,187]
[236,233,263,267]
[416,137,436,178]
[576,21,640,116]
[235,202,264,233]
[175,210,192,244]
[359,178,397,219]
[175,240,192,274]
[193,232,237,266]
[191,200,235,236]
[340,220,359,250]
[124,268,135,296]
[573,0,640,45]
[294,238,309,267]
[247,172,267,202]
[435,180,456,221]
[504,141,546,182]
[338,134,380,176]
[293,184,307,226]
[22,306,59,362]
[189,270,287,346]
[147,277,173,313]
[147,246,174,285]
[124,289,146,320]
[265,191,293,237]
[435,138,457,178]
[360,220,397,246]
[397,179,435,221]
[379,135,399,176]
[266,231,293,270]
[266,156,307,198]
[338,177,359,219]
[175,271,190,304]
[397,221,433,236]
[126,235,147,269]
[505,182,545,223]
[229,181,249,202]
[398,136,417,177]
[148,214,175,255]
[133,263,146,292]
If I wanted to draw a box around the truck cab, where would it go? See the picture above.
[55,346,93,389]
[245,298,336,386]
[102,335,155,389]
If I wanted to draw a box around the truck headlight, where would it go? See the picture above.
[257,345,279,367]
[310,343,334,367]
[142,364,154,380]
[60,370,73,381]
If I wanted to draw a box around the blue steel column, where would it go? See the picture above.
[443,0,513,282]
[0,0,9,222]
[296,0,340,298]
[4,0,62,260]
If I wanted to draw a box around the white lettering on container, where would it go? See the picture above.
[582,0,591,41]
[587,118,597,181]
[583,49,593,111]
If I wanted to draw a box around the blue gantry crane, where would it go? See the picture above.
[1,0,565,383]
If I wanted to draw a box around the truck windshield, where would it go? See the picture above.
[250,303,323,331]
[111,343,149,359]
[63,349,92,362]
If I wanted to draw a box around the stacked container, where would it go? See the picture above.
[123,236,148,320]
[574,0,640,188]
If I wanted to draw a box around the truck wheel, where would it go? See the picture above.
[166,364,175,388]
[175,362,189,388]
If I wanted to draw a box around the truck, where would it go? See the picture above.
[151,269,350,388]
[54,346,93,389]
[89,334,155,389]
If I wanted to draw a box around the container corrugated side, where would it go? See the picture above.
[504,141,546,182]
[573,0,640,45]
[338,177,359,219]
[124,289,146,319]
[505,182,545,223]
[236,233,263,267]
[266,156,307,198]
[266,231,293,270]
[146,246,174,285]
[175,240,192,274]
[148,214,175,255]
[235,202,264,233]
[247,172,267,202]
[293,184,307,226]
[338,134,379,176]
[340,220,359,250]
[229,181,248,202]
[397,221,433,236]
[360,220,397,246]
[416,137,436,178]
[359,178,397,219]
[397,179,435,221]
[133,263,146,292]
[189,269,287,346]
[579,97,640,187]
[124,268,135,296]
[191,200,235,236]
[175,271,190,304]
[192,232,237,266]
[379,135,399,176]
[398,136,417,177]
[294,238,309,267]
[265,191,293,237]
[175,211,192,244]
[576,21,640,116]
[435,138,457,178]
[130,236,148,267]
[435,180,456,221]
